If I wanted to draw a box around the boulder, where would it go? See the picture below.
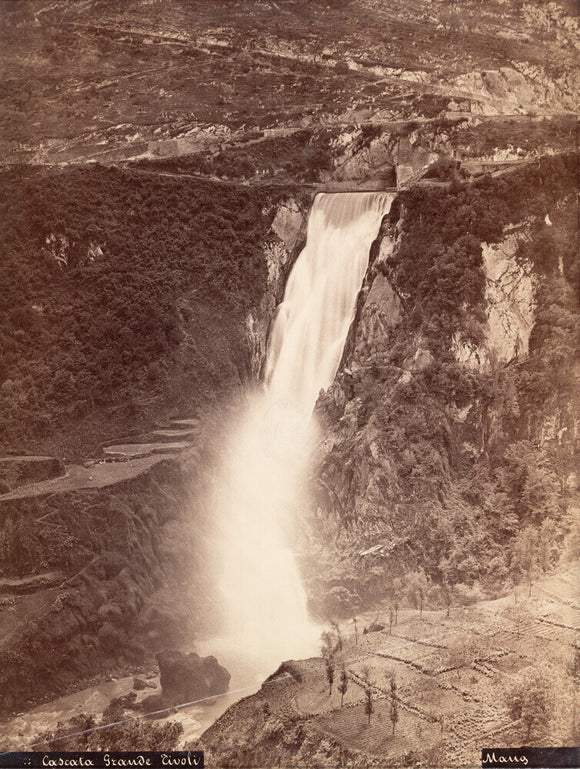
[156,649,230,705]
[271,200,303,253]
[139,693,165,715]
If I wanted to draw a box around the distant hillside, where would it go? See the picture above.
[1,0,577,165]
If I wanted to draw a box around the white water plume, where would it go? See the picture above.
[214,191,395,674]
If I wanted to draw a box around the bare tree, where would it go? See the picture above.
[338,666,349,707]
[331,619,343,653]
[321,631,335,695]
[361,666,374,726]
[389,677,399,737]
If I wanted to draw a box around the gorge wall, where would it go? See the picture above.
[0,165,308,461]
[0,453,203,713]
[0,169,307,713]
[305,153,578,617]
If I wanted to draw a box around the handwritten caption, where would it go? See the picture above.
[0,752,203,769]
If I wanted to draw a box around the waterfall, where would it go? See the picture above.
[214,191,395,674]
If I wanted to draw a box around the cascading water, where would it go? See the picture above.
[214,191,395,674]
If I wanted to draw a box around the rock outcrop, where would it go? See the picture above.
[157,649,230,705]
[246,197,308,377]
[454,221,536,367]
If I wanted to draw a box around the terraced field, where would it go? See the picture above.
[200,567,579,766]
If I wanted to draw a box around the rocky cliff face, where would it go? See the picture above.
[246,197,308,378]
[319,113,576,191]
[454,222,536,367]
[304,155,578,618]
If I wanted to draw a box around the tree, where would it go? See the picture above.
[325,657,335,695]
[321,632,335,695]
[502,442,561,525]
[389,676,399,737]
[364,686,374,726]
[502,602,530,639]
[389,577,403,624]
[406,570,430,617]
[563,509,580,562]
[508,565,520,605]
[446,636,481,675]
[388,606,395,635]
[331,620,343,652]
[441,578,453,618]
[361,667,374,726]
[34,708,183,751]
[353,616,358,645]
[505,670,554,743]
[537,518,557,573]
[440,558,458,617]
[511,526,539,597]
[338,667,349,708]
[439,6,462,33]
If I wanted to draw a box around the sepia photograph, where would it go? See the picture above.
[0,1,578,767]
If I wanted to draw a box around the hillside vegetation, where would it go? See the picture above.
[310,153,579,615]
[0,166,293,457]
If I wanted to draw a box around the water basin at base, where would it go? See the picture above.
[0,676,140,751]
[0,672,236,751]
